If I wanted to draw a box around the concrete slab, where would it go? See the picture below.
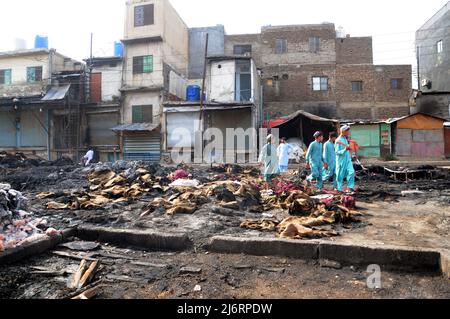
[208,236,320,259]
[318,242,441,271]
[208,236,443,272]
[77,226,192,251]
[440,250,450,280]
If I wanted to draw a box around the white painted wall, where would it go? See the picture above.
[0,52,49,97]
[124,0,165,40]
[92,63,123,102]
[169,70,186,99]
[123,91,161,124]
[123,42,164,88]
[208,60,235,102]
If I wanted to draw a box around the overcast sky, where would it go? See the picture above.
[0,0,447,80]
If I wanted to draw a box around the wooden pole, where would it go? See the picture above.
[199,33,209,128]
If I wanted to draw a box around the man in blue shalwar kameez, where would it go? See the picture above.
[323,132,338,190]
[335,125,356,193]
[306,131,326,190]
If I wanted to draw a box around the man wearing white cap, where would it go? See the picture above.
[335,125,356,193]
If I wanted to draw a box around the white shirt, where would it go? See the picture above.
[277,143,294,167]
[83,150,94,166]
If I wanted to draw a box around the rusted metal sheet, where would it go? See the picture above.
[396,113,444,130]
[396,129,412,156]
[90,73,102,103]
[411,142,444,158]
[412,129,444,143]
[397,128,444,158]
[444,128,450,158]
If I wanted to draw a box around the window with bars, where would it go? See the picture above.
[0,69,12,85]
[133,56,153,74]
[233,45,252,55]
[134,4,154,27]
[27,66,42,83]
[391,78,403,90]
[351,81,363,92]
[132,105,153,123]
[275,39,287,54]
[312,76,328,91]
[309,37,321,53]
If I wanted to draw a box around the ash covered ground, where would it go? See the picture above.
[1,152,449,299]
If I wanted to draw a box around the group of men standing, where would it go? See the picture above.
[258,125,356,194]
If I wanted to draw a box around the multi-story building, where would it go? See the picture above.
[416,1,450,119]
[163,55,262,164]
[83,56,123,162]
[119,0,188,161]
[0,47,85,159]
[225,24,412,120]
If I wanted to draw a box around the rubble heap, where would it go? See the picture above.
[37,163,363,240]
[0,151,73,169]
[242,190,362,239]
[0,183,56,252]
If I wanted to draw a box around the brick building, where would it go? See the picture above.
[225,23,412,120]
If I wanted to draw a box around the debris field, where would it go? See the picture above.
[0,152,449,299]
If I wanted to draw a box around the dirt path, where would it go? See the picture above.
[332,200,450,251]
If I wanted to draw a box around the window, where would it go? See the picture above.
[275,39,287,54]
[134,4,154,27]
[27,66,42,83]
[437,40,443,53]
[282,74,289,80]
[391,78,403,90]
[312,77,328,91]
[235,60,252,102]
[309,37,321,53]
[351,81,363,92]
[0,69,12,85]
[233,45,252,55]
[132,105,153,123]
[133,56,153,74]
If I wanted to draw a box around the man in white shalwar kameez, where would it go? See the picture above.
[277,138,294,173]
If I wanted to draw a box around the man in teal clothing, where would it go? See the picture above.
[306,131,327,190]
[258,134,280,182]
[335,125,356,193]
[323,132,338,190]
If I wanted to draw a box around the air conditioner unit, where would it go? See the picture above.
[421,78,432,88]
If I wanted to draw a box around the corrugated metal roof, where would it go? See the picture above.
[111,123,161,132]
[386,112,447,124]
[41,84,70,101]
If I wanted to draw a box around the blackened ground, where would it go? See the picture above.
[0,245,449,299]
[1,164,450,251]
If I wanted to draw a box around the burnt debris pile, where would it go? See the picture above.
[0,151,73,169]
[0,183,58,252]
